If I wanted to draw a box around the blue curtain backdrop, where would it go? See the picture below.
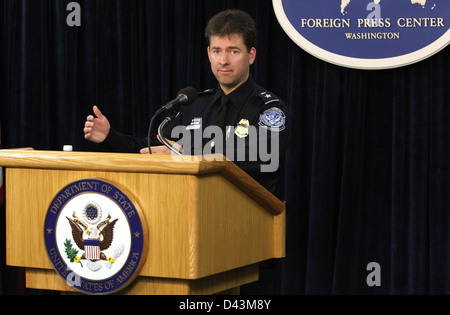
[1,0,450,295]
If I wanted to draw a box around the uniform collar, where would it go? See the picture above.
[212,76,255,108]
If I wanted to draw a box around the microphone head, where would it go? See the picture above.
[177,87,198,105]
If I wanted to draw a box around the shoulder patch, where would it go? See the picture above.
[256,91,281,106]
[259,107,286,132]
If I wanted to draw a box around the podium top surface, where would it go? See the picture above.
[0,149,285,214]
[0,149,226,174]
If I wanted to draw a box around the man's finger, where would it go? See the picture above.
[149,146,171,155]
[93,105,104,118]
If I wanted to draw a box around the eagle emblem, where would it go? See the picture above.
[65,203,123,272]
[44,179,147,294]
[258,107,286,131]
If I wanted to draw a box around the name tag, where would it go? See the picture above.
[186,118,202,130]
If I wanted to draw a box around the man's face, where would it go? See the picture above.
[207,34,256,95]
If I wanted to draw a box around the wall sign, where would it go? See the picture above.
[273,0,450,69]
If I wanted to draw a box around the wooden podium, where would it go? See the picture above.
[0,149,285,295]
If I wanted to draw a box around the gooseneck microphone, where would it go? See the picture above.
[155,87,198,115]
[147,87,198,154]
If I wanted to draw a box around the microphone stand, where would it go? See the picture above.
[147,88,197,154]
[157,114,182,156]
[147,113,158,154]
[147,110,181,155]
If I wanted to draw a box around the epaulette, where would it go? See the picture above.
[256,91,281,106]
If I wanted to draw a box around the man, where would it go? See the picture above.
[83,9,287,294]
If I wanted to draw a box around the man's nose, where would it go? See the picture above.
[219,52,230,65]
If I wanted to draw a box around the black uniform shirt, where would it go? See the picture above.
[103,77,288,197]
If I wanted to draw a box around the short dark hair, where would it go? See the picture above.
[204,9,256,52]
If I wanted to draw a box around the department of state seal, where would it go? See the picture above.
[44,179,147,295]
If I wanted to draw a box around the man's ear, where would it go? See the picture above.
[207,46,212,62]
[249,47,256,65]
